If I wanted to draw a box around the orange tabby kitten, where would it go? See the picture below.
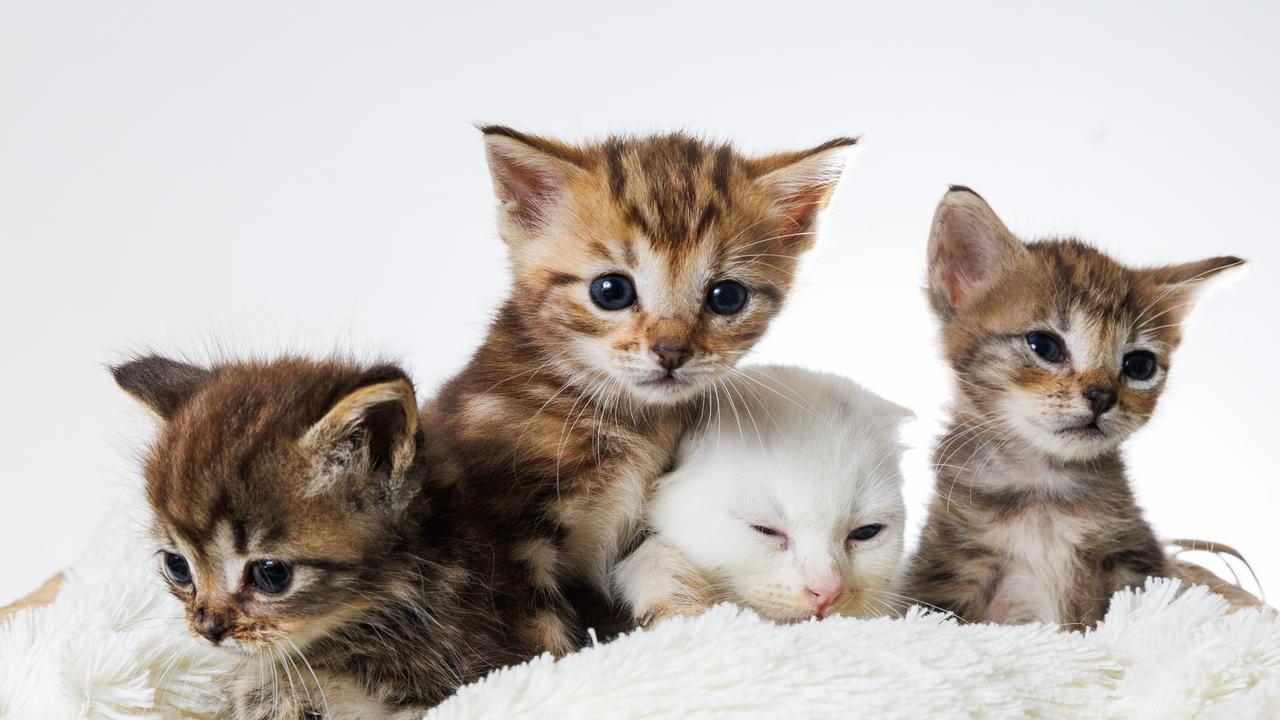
[423,127,856,651]
[907,187,1249,626]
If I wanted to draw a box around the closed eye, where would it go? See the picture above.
[750,524,781,538]
[848,524,884,542]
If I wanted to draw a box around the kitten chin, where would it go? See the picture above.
[115,355,542,716]
[615,365,912,625]
[909,186,1246,627]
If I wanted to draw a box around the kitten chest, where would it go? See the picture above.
[556,421,683,590]
[975,504,1093,625]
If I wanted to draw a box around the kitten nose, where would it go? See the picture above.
[1083,385,1117,416]
[804,582,843,615]
[193,607,231,644]
[651,340,690,372]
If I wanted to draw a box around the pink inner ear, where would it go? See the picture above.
[776,182,835,232]
[489,154,559,226]
[929,193,1023,311]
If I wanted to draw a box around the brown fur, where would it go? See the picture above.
[907,187,1250,626]
[115,356,541,717]
[423,127,855,646]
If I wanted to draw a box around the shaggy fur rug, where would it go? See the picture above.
[3,509,1278,720]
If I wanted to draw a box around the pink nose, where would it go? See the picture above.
[805,583,843,614]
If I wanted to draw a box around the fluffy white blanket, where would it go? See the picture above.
[4,511,1278,720]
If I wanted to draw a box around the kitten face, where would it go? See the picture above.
[482,128,855,405]
[927,188,1243,463]
[649,366,910,621]
[114,356,421,656]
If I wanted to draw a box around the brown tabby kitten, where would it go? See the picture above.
[423,127,856,650]
[114,356,539,719]
[907,187,1247,627]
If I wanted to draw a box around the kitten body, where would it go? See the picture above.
[424,127,855,650]
[615,366,911,623]
[908,187,1244,626]
[115,356,540,718]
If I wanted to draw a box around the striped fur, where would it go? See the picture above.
[423,127,855,648]
[115,357,541,717]
[907,187,1246,627]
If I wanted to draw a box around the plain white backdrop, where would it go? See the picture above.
[1,2,1276,606]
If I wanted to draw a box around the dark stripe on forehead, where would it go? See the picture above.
[203,484,234,541]
[604,139,626,200]
[233,521,249,554]
[625,204,652,237]
[694,202,720,239]
[712,145,733,203]
[678,136,703,167]
[623,238,637,267]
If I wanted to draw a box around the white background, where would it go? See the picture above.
[2,2,1276,606]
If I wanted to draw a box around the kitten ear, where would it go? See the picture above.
[301,376,419,500]
[112,355,212,420]
[926,186,1027,317]
[879,398,917,424]
[481,125,586,238]
[749,137,858,243]
[1143,255,1245,288]
[1140,255,1246,323]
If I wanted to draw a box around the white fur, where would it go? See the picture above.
[626,365,912,621]
[5,502,1280,719]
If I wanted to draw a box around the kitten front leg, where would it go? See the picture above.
[614,534,715,626]
[230,662,318,720]
[232,662,413,720]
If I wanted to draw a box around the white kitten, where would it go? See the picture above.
[616,365,912,624]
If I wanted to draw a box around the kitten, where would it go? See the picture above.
[422,127,856,651]
[114,355,541,719]
[614,365,911,624]
[907,186,1246,627]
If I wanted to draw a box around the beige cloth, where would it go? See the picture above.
[0,574,64,624]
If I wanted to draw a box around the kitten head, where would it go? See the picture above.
[114,355,422,655]
[481,127,856,405]
[648,366,910,621]
[927,187,1243,462]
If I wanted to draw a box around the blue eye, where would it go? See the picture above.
[590,274,636,310]
[248,560,293,594]
[1123,351,1157,381]
[1026,331,1065,363]
[848,524,883,542]
[164,552,192,585]
[706,280,748,315]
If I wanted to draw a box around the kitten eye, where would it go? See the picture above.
[1122,351,1157,381]
[750,524,781,538]
[163,552,192,585]
[589,274,636,311]
[248,560,293,594]
[1026,331,1065,363]
[706,280,748,315]
[848,524,884,542]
